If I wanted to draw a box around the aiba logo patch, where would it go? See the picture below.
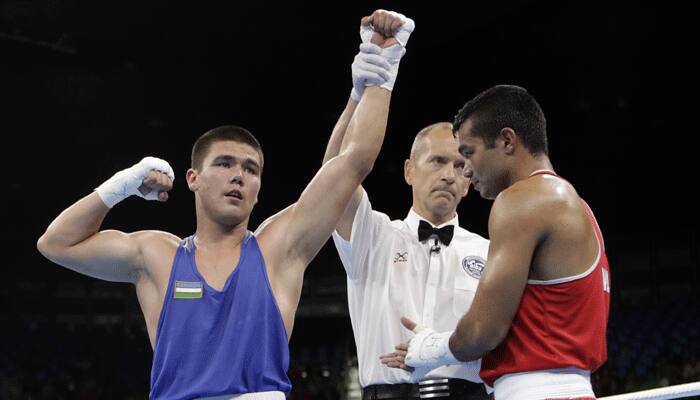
[394,252,408,263]
[462,256,486,280]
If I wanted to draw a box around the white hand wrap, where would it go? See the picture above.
[377,44,406,92]
[350,43,392,101]
[359,12,415,92]
[404,326,460,370]
[360,11,415,47]
[95,156,175,208]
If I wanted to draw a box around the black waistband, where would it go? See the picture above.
[362,378,486,400]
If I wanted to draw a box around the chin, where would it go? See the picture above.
[430,202,455,217]
[219,209,248,226]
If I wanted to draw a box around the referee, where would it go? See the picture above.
[323,13,490,394]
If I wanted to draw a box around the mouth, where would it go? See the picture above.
[225,190,243,200]
[433,188,455,198]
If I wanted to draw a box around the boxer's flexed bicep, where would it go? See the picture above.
[38,157,176,283]
[42,228,160,283]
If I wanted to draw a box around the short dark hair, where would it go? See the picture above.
[452,85,548,155]
[191,125,264,170]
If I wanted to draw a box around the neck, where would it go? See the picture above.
[194,224,247,246]
[194,211,249,249]
[509,154,554,186]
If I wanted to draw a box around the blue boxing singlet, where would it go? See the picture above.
[150,233,291,399]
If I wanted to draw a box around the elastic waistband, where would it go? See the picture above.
[197,391,286,400]
[494,368,593,400]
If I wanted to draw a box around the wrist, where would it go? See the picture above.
[406,328,461,370]
[95,157,174,208]
[378,45,406,92]
[442,331,460,364]
[350,87,362,102]
[351,43,390,99]
[95,167,140,208]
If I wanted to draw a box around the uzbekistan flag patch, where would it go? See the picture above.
[174,281,203,299]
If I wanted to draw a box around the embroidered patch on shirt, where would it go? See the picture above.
[462,256,486,280]
[393,252,409,263]
[174,281,203,299]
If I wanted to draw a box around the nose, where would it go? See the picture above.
[441,164,456,184]
[230,168,243,185]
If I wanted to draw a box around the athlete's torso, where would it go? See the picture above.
[149,233,291,399]
[481,171,610,387]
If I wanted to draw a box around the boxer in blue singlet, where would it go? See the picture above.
[37,10,415,400]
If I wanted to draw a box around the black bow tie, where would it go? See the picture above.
[418,220,454,246]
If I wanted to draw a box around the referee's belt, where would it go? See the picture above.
[361,378,485,399]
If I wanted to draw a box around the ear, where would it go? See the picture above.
[186,168,198,192]
[500,127,517,155]
[461,183,470,198]
[254,180,260,206]
[404,159,413,186]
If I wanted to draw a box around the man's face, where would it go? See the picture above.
[406,127,470,219]
[188,140,262,225]
[456,118,505,200]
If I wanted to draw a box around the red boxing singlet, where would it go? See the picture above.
[480,170,610,387]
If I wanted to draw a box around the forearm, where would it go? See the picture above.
[449,313,504,362]
[322,97,359,165]
[38,156,173,251]
[38,192,110,252]
[341,86,391,177]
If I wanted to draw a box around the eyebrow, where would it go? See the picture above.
[212,155,261,169]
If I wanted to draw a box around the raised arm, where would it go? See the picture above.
[320,98,364,239]
[268,11,414,268]
[321,39,401,239]
[289,85,391,263]
[321,25,398,167]
[37,157,175,283]
[322,98,358,166]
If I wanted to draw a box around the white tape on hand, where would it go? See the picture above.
[350,43,392,101]
[404,326,460,370]
[95,156,174,208]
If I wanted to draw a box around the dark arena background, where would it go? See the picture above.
[2,2,698,399]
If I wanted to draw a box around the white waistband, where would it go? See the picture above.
[494,368,593,400]
[197,391,286,400]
